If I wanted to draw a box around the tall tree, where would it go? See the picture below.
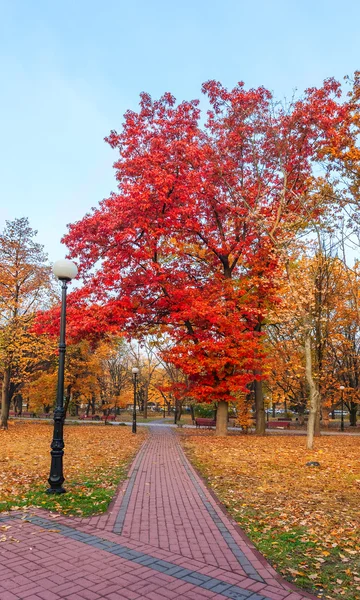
[0,218,53,429]
[62,79,349,435]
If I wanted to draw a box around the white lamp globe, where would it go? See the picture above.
[340,385,345,390]
[132,367,139,375]
[53,259,78,281]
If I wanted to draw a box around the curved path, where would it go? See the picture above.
[0,427,318,600]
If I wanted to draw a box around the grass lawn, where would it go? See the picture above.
[180,431,360,600]
[0,422,146,516]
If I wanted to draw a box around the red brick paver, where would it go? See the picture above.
[0,427,319,600]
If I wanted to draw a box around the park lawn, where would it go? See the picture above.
[181,432,360,600]
[0,422,146,516]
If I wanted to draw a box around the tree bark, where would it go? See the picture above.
[64,385,72,416]
[1,367,11,430]
[144,387,148,420]
[14,394,22,415]
[255,379,266,435]
[349,404,357,427]
[254,321,265,435]
[305,331,320,450]
[190,403,195,424]
[314,405,321,436]
[215,400,228,436]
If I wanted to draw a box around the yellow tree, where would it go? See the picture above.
[0,218,54,429]
[325,261,360,425]
[269,248,339,448]
[23,370,57,414]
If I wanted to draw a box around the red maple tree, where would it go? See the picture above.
[58,79,349,434]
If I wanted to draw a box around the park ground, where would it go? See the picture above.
[0,422,359,600]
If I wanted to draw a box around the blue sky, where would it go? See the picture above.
[0,0,359,263]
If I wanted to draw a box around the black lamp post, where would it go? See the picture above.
[47,259,78,494]
[340,385,345,432]
[163,400,166,418]
[132,367,139,434]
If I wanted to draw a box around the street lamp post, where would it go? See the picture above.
[163,401,166,418]
[47,259,78,494]
[340,385,345,432]
[132,367,139,434]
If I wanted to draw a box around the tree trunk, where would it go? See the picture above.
[178,401,183,421]
[255,379,265,435]
[298,402,305,425]
[215,400,228,436]
[305,331,320,450]
[349,404,357,427]
[254,321,265,435]
[64,385,72,416]
[144,387,148,420]
[314,405,321,436]
[190,403,195,424]
[1,367,11,430]
[14,394,22,415]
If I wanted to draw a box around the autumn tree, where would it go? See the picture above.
[0,218,53,429]
[152,336,191,422]
[325,261,360,425]
[62,79,349,436]
[93,338,131,416]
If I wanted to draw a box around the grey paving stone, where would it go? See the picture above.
[164,567,192,577]
[183,575,209,585]
[206,581,233,594]
[223,588,253,599]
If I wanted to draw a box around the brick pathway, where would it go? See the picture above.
[0,427,318,600]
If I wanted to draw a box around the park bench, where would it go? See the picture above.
[101,414,114,422]
[11,411,35,418]
[195,418,216,429]
[79,414,100,421]
[267,420,291,429]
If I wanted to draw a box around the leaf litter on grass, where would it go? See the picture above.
[180,432,360,600]
[0,422,146,516]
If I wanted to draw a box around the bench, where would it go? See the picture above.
[195,418,216,429]
[9,411,34,418]
[14,412,36,418]
[267,421,291,429]
[101,415,114,422]
[79,414,100,421]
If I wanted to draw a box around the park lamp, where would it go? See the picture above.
[47,259,78,494]
[340,385,345,433]
[132,367,139,434]
[53,259,78,281]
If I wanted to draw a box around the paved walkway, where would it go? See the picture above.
[0,427,318,600]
